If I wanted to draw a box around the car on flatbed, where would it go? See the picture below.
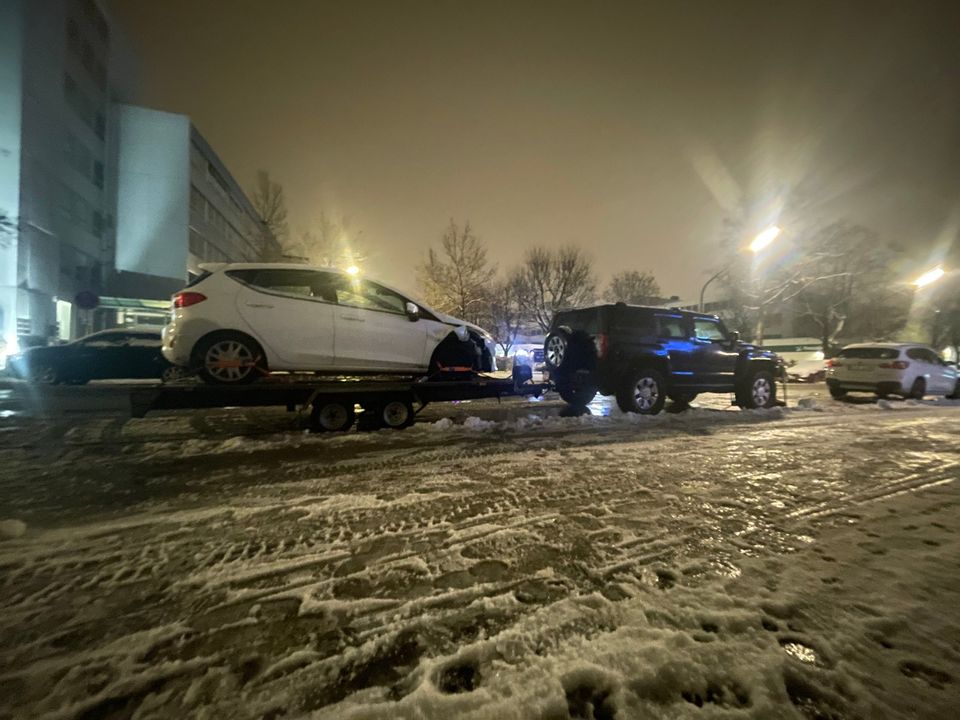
[543,303,785,414]
[162,264,496,384]
[826,343,959,400]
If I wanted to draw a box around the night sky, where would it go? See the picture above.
[108,0,960,299]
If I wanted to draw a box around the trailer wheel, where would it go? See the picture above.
[380,398,415,429]
[311,400,355,432]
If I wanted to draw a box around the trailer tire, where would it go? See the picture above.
[380,398,415,429]
[311,400,355,432]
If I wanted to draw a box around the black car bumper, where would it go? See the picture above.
[827,378,905,396]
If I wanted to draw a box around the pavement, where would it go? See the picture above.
[1,381,958,719]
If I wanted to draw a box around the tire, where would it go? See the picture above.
[544,329,571,370]
[311,400,356,432]
[908,378,925,400]
[160,365,189,383]
[616,367,666,415]
[557,380,598,407]
[29,365,58,385]
[740,369,777,409]
[380,398,415,429]
[829,386,847,400]
[195,332,266,385]
[949,380,960,400]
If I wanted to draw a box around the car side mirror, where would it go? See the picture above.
[405,301,420,321]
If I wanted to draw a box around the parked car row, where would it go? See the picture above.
[6,264,958,410]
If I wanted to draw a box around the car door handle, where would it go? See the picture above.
[246,303,274,309]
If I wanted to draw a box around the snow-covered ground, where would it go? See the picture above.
[1,390,959,719]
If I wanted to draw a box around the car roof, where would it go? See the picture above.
[558,303,720,321]
[85,326,161,336]
[200,262,342,273]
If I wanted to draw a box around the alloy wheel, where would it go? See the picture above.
[633,376,659,411]
[545,335,567,367]
[752,376,772,407]
[204,340,255,382]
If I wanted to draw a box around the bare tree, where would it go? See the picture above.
[488,269,530,355]
[603,270,661,305]
[292,211,366,269]
[520,246,596,332]
[251,171,288,244]
[791,222,907,352]
[417,220,497,325]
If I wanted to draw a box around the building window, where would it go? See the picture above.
[93,160,104,189]
[190,186,206,215]
[95,113,105,140]
[92,211,104,238]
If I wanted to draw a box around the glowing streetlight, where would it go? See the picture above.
[913,266,944,289]
[345,265,360,276]
[749,225,782,253]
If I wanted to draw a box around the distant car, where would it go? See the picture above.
[8,328,185,385]
[786,357,826,383]
[162,263,496,384]
[826,343,959,400]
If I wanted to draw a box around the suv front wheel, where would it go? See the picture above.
[616,367,667,415]
[740,369,777,409]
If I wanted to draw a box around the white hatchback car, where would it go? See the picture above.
[826,343,959,400]
[162,264,496,384]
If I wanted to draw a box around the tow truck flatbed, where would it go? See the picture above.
[129,367,548,431]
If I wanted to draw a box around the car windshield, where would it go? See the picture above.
[837,347,900,359]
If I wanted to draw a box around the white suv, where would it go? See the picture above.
[162,264,496,384]
[826,343,959,400]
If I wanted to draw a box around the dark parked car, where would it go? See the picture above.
[8,328,186,385]
[543,304,785,414]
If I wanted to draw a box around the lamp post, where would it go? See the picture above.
[912,266,946,345]
[699,226,782,312]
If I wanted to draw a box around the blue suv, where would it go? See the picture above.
[543,304,784,414]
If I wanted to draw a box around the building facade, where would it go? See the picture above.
[0,0,277,361]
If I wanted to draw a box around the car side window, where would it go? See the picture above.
[231,269,337,302]
[694,319,726,342]
[655,316,687,339]
[907,348,934,363]
[333,278,407,315]
[82,333,129,347]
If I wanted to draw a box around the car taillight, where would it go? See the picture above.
[173,291,207,308]
[594,332,609,359]
[826,359,840,367]
[879,360,909,370]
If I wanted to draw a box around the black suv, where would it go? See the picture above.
[543,304,784,414]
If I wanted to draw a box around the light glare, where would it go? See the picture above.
[345,265,360,276]
[913,266,944,288]
[749,225,781,253]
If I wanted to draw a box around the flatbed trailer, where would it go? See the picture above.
[129,367,548,432]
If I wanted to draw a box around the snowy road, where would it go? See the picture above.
[1,393,959,719]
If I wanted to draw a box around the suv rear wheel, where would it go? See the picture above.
[616,367,666,415]
[556,377,597,407]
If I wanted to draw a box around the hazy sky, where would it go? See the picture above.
[108,0,960,300]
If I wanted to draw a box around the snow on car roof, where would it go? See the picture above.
[841,341,928,348]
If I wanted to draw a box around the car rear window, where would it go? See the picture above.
[838,347,899,359]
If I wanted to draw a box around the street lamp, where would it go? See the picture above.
[913,266,944,289]
[699,225,782,312]
[345,265,360,276]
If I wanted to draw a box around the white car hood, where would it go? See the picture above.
[433,311,492,340]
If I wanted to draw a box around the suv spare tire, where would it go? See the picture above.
[544,328,571,370]
[616,367,667,415]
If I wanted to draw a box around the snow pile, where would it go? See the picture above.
[0,519,26,539]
